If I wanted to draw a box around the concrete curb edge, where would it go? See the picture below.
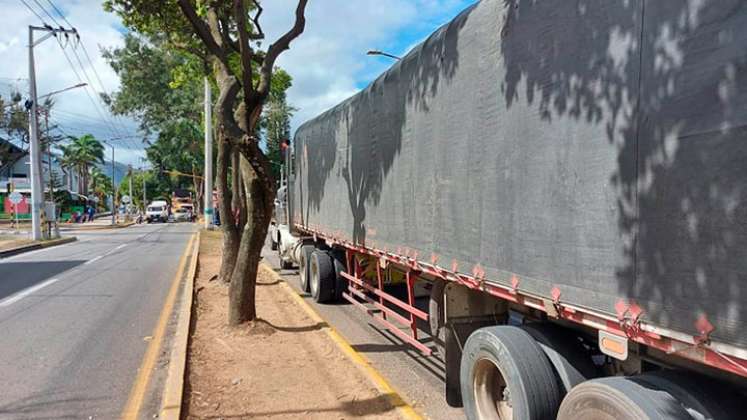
[265,263,424,420]
[0,236,77,258]
[159,230,200,420]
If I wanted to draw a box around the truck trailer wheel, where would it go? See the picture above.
[278,244,293,270]
[310,250,335,303]
[520,323,599,396]
[635,370,740,420]
[461,326,561,420]
[556,376,692,420]
[299,244,315,293]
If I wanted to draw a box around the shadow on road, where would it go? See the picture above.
[0,261,85,300]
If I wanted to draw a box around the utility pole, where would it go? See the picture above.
[109,143,116,225]
[28,26,74,240]
[128,164,133,217]
[143,169,147,210]
[28,25,77,240]
[141,161,147,212]
[203,76,213,229]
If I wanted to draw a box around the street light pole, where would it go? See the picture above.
[203,76,213,229]
[366,50,402,60]
[28,25,77,241]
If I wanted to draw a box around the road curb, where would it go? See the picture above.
[159,230,200,420]
[0,236,77,258]
[59,221,136,231]
[267,263,424,420]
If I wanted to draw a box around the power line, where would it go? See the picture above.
[74,38,135,140]
[20,0,144,152]
[45,0,74,28]
[50,118,144,150]
[67,44,125,138]
[42,0,138,143]
[18,0,47,24]
[54,39,119,139]
[30,0,61,27]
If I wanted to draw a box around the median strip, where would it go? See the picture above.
[179,230,411,419]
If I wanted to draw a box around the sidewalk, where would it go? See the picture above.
[183,230,404,419]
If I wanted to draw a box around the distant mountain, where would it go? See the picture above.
[94,160,131,185]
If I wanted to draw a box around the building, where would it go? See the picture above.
[0,138,80,194]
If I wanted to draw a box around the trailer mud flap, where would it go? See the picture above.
[445,317,496,407]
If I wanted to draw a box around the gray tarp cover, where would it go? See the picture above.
[291,0,747,349]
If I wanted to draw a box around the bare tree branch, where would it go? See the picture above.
[176,0,224,60]
[255,0,308,101]
[234,0,255,120]
[218,16,241,54]
[250,0,265,40]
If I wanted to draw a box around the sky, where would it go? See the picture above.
[0,0,477,167]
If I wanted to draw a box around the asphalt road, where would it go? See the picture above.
[262,245,466,420]
[0,222,195,420]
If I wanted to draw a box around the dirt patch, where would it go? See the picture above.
[184,230,402,419]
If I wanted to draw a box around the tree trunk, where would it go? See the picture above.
[228,163,273,325]
[231,148,248,229]
[216,136,240,283]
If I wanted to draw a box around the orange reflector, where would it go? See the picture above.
[599,331,628,361]
[602,337,625,355]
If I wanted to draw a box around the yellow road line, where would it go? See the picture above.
[121,232,197,420]
[272,265,423,420]
[160,231,201,420]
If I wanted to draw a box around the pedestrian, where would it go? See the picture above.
[88,205,95,222]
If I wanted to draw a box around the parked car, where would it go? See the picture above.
[173,207,190,222]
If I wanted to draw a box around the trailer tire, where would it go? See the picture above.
[279,245,294,269]
[557,376,692,420]
[428,280,446,358]
[520,323,599,396]
[310,250,335,303]
[331,252,347,302]
[299,244,315,293]
[636,370,740,420]
[461,326,561,420]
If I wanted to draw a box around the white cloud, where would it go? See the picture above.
[0,0,144,165]
[260,0,476,130]
[1,0,474,164]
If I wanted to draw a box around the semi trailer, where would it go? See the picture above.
[271,0,747,418]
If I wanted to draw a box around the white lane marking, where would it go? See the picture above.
[84,255,103,265]
[0,278,60,307]
[114,244,127,251]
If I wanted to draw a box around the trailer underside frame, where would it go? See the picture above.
[297,223,747,380]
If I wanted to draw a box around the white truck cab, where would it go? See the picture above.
[146,200,169,223]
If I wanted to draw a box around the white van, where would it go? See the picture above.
[146,200,169,223]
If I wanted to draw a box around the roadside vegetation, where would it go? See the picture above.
[104,0,306,325]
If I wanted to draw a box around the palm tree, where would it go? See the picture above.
[60,134,105,195]
[89,167,112,207]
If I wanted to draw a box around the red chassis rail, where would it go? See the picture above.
[296,224,747,380]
